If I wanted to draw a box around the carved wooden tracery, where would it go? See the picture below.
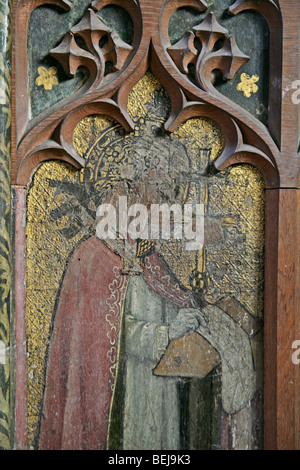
[14,0,283,187]
[12,0,300,450]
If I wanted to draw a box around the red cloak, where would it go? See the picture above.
[39,237,194,450]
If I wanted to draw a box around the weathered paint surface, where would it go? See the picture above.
[14,188,28,450]
[0,0,12,451]
[29,0,269,124]
[25,72,265,450]
[5,0,268,450]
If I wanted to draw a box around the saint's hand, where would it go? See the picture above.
[168,308,208,341]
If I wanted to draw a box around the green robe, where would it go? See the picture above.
[122,274,182,450]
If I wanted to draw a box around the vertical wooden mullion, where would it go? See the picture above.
[264,188,299,450]
[14,187,28,450]
[277,189,297,449]
[264,188,279,450]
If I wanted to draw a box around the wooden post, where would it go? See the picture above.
[14,187,27,450]
[264,189,299,450]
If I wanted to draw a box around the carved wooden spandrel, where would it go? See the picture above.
[13,0,284,189]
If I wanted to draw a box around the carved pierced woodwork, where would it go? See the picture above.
[13,0,287,189]
[50,9,134,85]
[12,0,300,451]
[168,12,250,90]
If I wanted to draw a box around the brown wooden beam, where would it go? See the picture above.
[264,188,299,449]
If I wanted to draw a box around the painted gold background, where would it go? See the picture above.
[26,72,265,448]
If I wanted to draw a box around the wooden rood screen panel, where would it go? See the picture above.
[5,0,299,450]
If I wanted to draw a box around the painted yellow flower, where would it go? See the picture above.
[237,73,259,98]
[35,66,59,91]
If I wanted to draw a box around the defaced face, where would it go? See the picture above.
[114,137,191,208]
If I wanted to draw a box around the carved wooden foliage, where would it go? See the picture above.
[13,0,283,188]
[50,9,133,86]
[168,12,249,90]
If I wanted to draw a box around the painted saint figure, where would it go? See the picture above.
[39,131,261,450]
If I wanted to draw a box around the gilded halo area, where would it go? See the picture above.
[26,72,265,449]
